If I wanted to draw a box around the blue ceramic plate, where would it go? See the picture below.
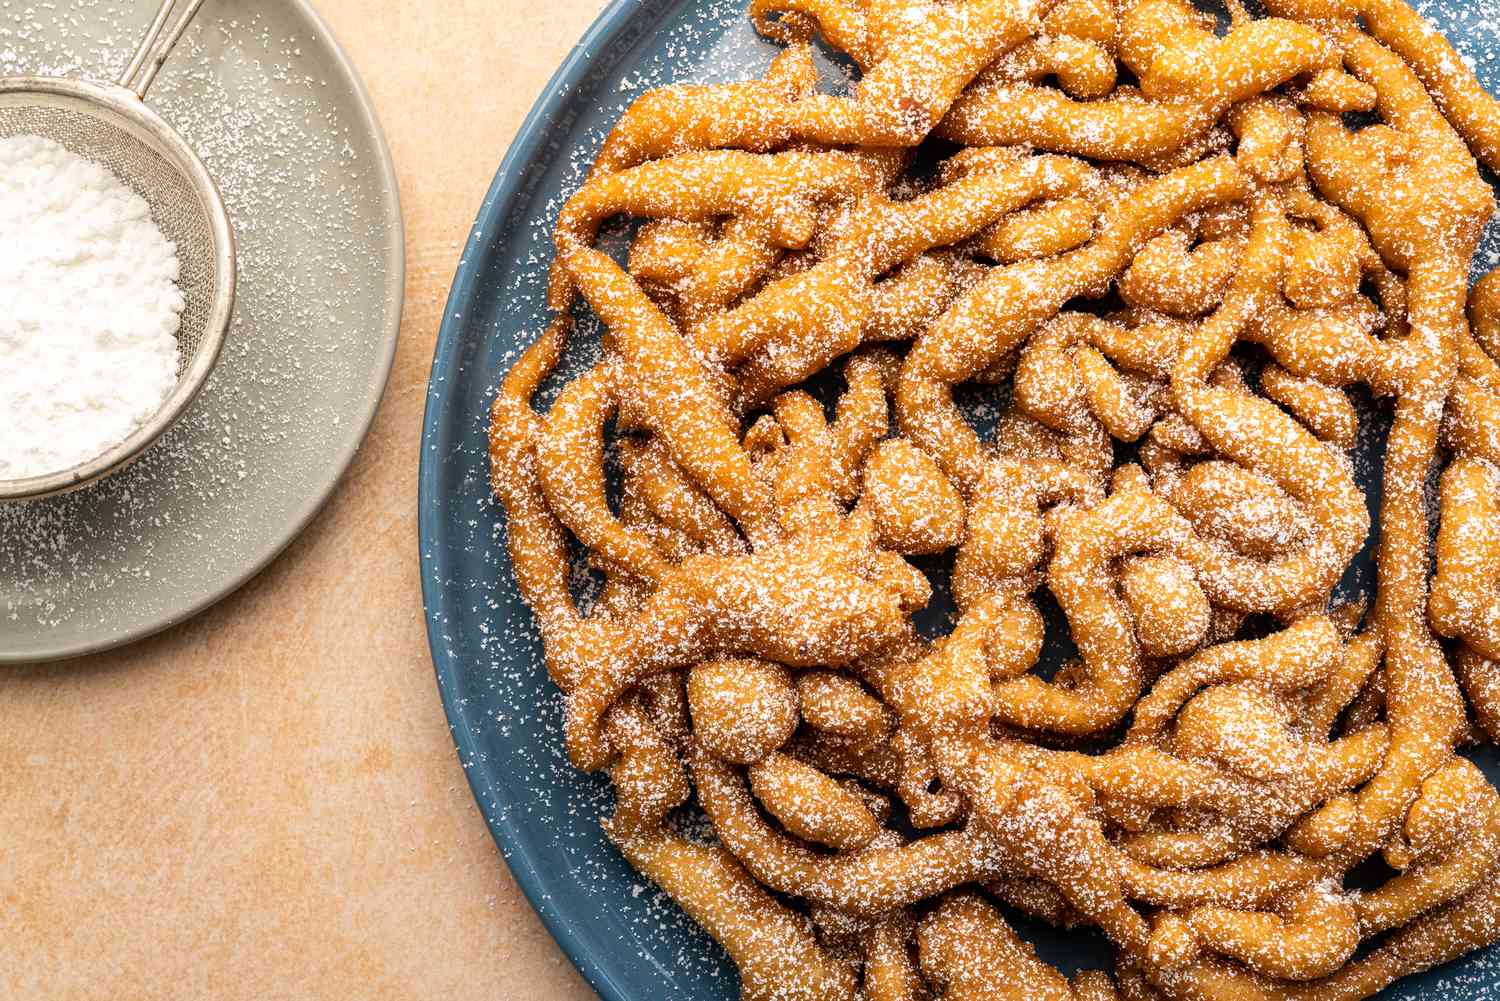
[420,2,1500,998]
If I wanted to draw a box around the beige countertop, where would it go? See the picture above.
[0,2,608,998]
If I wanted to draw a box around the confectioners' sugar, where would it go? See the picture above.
[0,134,183,479]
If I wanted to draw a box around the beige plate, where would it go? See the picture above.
[0,0,404,663]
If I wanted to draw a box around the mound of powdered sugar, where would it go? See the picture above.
[0,134,184,481]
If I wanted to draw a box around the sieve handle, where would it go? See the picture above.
[118,0,211,99]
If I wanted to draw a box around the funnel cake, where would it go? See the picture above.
[488,0,1500,995]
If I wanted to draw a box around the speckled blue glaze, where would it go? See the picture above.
[420,1,1500,998]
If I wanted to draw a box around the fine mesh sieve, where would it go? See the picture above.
[0,0,236,502]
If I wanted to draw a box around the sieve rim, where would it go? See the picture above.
[0,75,236,503]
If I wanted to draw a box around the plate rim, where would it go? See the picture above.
[418,0,657,997]
[1,0,406,665]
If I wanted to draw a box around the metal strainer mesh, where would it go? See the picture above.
[0,100,218,377]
